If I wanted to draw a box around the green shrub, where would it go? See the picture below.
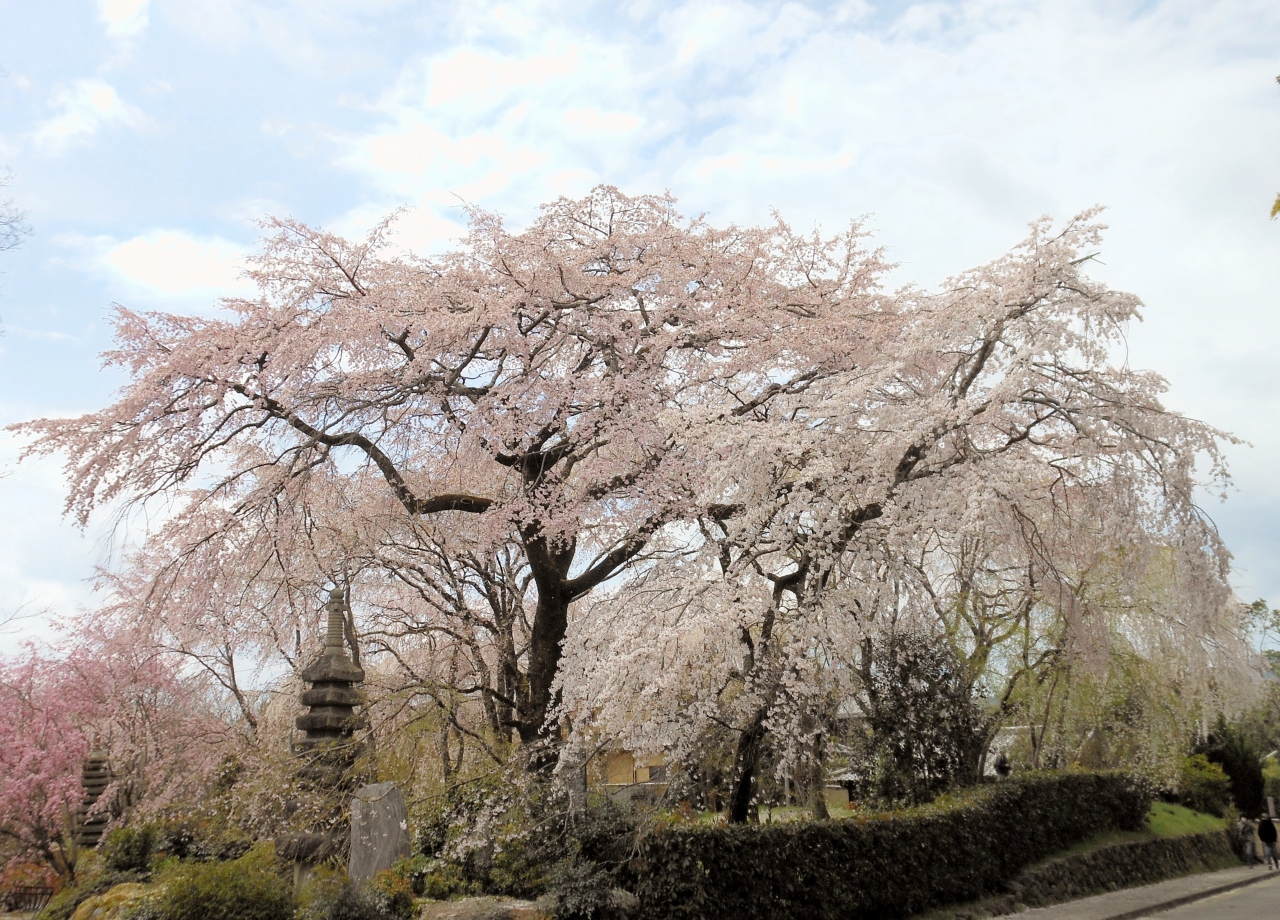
[149,819,249,863]
[857,632,987,804]
[37,865,148,920]
[1178,755,1232,817]
[36,870,124,920]
[369,870,414,920]
[145,844,292,920]
[631,771,1152,920]
[408,859,474,900]
[293,863,347,920]
[547,857,616,920]
[413,803,451,858]
[482,787,640,901]
[313,884,404,920]
[101,825,157,874]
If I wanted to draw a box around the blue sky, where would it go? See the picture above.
[0,0,1278,642]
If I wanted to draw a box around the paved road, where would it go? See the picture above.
[1150,870,1280,918]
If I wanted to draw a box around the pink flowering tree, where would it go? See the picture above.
[558,212,1248,820]
[18,187,886,750]
[0,624,224,879]
[15,191,1248,821]
[0,647,89,879]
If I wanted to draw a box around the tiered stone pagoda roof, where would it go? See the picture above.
[75,750,111,848]
[295,588,365,775]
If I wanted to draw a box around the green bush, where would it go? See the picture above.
[413,803,451,859]
[101,825,157,874]
[148,818,249,863]
[368,870,414,920]
[631,772,1152,920]
[857,632,987,804]
[480,787,640,901]
[36,853,148,920]
[1178,755,1232,817]
[312,884,408,920]
[37,870,145,920]
[145,844,293,920]
[400,857,474,901]
[547,857,616,920]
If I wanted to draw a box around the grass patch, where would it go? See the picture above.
[1147,802,1227,837]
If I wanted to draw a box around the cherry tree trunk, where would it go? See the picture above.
[808,756,830,820]
[519,590,570,749]
[727,714,767,824]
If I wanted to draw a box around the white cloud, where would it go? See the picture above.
[32,79,145,153]
[104,231,253,296]
[366,123,543,176]
[425,48,578,107]
[387,201,465,255]
[348,119,548,212]
[98,0,150,37]
[562,109,642,134]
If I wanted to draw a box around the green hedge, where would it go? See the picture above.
[934,830,1240,919]
[631,773,1151,920]
[1006,830,1238,908]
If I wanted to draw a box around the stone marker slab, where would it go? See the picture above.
[349,782,411,882]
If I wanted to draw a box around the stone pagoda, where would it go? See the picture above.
[280,588,367,882]
[74,750,112,848]
[295,587,366,780]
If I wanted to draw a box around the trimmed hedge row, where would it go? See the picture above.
[1006,829,1238,908]
[631,773,1152,920]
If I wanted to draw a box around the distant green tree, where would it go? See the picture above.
[1198,717,1265,816]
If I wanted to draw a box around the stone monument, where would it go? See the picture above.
[349,782,411,882]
